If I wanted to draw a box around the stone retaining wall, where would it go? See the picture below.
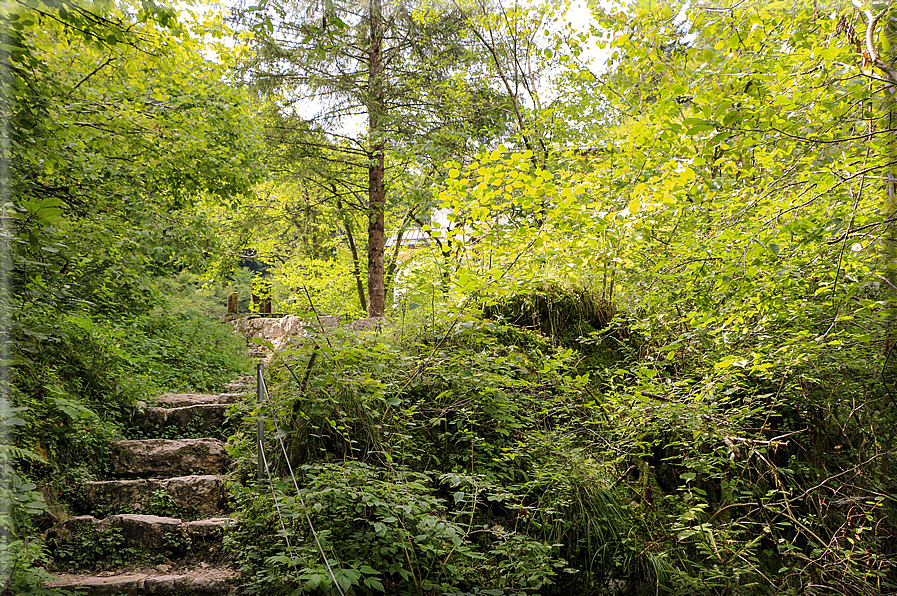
[226,314,341,351]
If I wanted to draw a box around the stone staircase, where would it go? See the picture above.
[44,378,253,595]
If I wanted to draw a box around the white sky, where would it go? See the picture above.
[185,0,610,133]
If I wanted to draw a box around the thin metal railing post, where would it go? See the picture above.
[257,362,265,483]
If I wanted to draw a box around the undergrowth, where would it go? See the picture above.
[6,301,250,593]
[223,302,897,595]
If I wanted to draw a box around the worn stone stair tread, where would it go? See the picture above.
[111,438,231,476]
[223,378,253,392]
[45,567,239,594]
[50,514,236,549]
[50,514,184,552]
[140,404,229,430]
[155,393,242,408]
[184,517,237,536]
[83,475,228,515]
[46,375,250,594]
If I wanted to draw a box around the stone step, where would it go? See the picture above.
[111,439,231,477]
[185,517,236,539]
[45,567,239,595]
[247,346,268,358]
[50,514,184,553]
[48,514,236,563]
[48,514,235,553]
[138,404,230,432]
[154,393,244,408]
[81,475,228,518]
[223,377,253,393]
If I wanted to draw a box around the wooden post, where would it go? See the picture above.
[227,292,239,314]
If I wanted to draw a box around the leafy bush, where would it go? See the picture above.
[0,403,62,596]
[576,357,897,595]
[271,250,368,319]
[156,268,256,318]
[227,319,658,594]
[227,462,565,595]
[51,526,137,571]
[482,281,614,344]
[224,297,897,595]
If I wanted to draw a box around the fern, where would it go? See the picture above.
[0,444,48,466]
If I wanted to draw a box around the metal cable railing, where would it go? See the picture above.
[256,362,346,596]
[257,434,303,590]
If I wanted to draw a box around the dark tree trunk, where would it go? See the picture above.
[367,0,386,317]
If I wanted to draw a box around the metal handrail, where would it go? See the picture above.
[256,363,266,483]
[255,363,346,596]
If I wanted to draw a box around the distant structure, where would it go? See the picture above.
[385,208,451,252]
[385,208,454,298]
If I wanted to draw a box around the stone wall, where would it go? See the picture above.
[227,314,341,351]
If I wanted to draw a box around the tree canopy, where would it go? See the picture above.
[2,0,265,318]
[3,0,897,594]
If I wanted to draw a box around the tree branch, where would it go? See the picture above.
[856,3,897,85]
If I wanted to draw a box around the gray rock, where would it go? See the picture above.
[111,439,231,477]
[223,377,253,392]
[47,514,183,552]
[44,567,239,594]
[102,514,184,551]
[230,314,340,351]
[82,475,228,515]
[154,393,244,408]
[49,514,235,556]
[184,517,235,538]
[47,515,101,543]
[348,316,390,332]
[139,404,229,431]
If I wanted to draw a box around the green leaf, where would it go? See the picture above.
[363,577,385,591]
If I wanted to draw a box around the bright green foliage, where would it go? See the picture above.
[156,268,256,318]
[227,323,606,594]
[13,307,250,472]
[232,0,526,315]
[3,0,260,441]
[230,462,561,596]
[0,404,56,595]
[250,0,897,592]
[197,178,372,317]
[1,2,264,590]
[433,147,624,304]
[273,254,368,319]
[3,0,896,593]
[2,2,264,314]
[5,305,250,592]
[409,0,897,592]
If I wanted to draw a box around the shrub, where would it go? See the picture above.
[227,462,565,595]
